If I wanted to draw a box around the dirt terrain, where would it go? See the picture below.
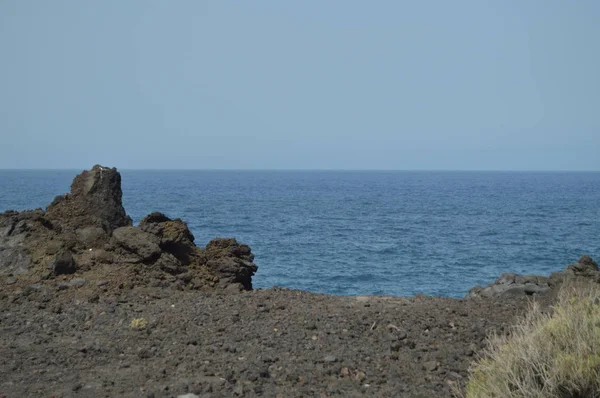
[0,280,544,398]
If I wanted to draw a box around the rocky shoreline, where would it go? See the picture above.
[1,166,598,397]
[0,165,258,294]
[467,254,599,299]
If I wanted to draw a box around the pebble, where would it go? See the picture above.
[233,384,244,396]
[69,278,87,287]
[196,376,226,386]
[26,284,43,291]
[177,394,199,398]
[423,360,439,372]
[446,371,463,380]
[387,325,408,340]
[324,355,337,363]
[355,371,366,381]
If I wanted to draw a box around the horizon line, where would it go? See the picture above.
[1,168,599,173]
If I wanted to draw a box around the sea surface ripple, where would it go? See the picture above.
[1,170,599,298]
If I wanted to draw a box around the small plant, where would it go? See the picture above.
[464,281,600,398]
[130,317,148,330]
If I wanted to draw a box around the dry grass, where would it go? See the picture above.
[464,281,600,398]
[129,317,148,330]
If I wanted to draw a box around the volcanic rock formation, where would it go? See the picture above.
[467,255,599,298]
[0,165,257,290]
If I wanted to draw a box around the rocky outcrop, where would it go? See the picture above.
[0,165,258,291]
[467,255,599,298]
[46,165,132,234]
[467,273,550,298]
[566,255,599,277]
[205,238,258,290]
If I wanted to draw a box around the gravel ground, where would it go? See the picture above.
[0,280,546,398]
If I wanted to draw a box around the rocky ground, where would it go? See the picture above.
[0,280,545,398]
[0,166,597,397]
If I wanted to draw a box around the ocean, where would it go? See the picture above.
[1,170,599,298]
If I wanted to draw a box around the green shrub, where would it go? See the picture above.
[465,282,600,398]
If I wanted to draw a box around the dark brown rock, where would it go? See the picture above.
[567,255,599,277]
[48,250,77,275]
[0,165,258,292]
[206,238,254,261]
[206,238,258,290]
[139,212,196,263]
[45,165,132,234]
[111,227,162,263]
[76,226,109,248]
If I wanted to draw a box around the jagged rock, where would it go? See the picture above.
[206,238,257,290]
[206,238,254,261]
[48,250,77,275]
[566,255,598,277]
[111,227,162,263]
[468,255,599,298]
[0,165,258,292]
[467,274,550,298]
[139,212,196,263]
[45,165,132,234]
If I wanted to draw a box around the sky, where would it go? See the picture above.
[0,1,598,170]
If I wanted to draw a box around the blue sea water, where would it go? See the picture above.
[1,170,599,298]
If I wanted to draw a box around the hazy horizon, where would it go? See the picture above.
[1,167,599,173]
[1,1,599,170]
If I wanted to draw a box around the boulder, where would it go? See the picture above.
[139,212,196,263]
[48,250,77,275]
[111,227,162,263]
[76,226,109,248]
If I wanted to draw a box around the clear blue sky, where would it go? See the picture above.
[1,1,598,170]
